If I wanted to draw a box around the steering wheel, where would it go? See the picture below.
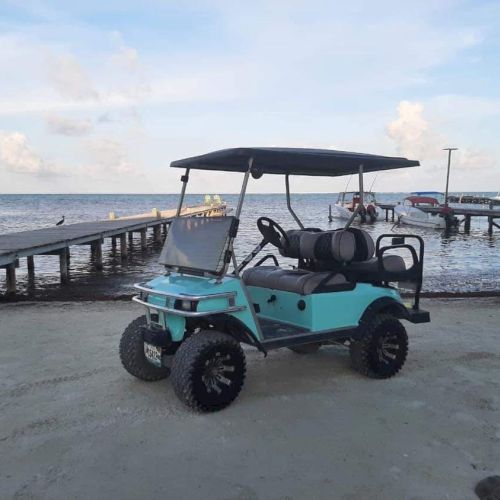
[257,217,290,250]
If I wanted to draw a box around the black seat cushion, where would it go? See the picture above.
[343,255,406,281]
[242,266,353,295]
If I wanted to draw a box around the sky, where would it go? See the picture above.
[0,0,499,194]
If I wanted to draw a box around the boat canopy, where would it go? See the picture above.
[406,196,440,206]
[171,147,419,177]
[411,191,444,196]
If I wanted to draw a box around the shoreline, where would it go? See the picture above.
[1,289,500,303]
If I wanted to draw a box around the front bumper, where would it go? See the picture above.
[132,282,245,317]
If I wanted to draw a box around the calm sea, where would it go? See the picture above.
[0,193,499,298]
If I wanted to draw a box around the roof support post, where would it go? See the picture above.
[443,148,458,207]
[344,164,364,229]
[235,158,252,219]
[176,168,190,216]
[285,175,304,229]
[358,164,364,205]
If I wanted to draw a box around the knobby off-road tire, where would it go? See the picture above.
[119,315,170,381]
[171,330,246,412]
[288,343,322,354]
[350,314,408,379]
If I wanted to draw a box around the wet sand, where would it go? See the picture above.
[0,298,499,499]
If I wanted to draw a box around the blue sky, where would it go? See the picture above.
[0,0,499,193]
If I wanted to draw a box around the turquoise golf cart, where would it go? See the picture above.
[120,148,430,412]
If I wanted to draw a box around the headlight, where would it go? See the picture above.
[174,299,198,312]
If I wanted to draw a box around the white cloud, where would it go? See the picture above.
[45,114,92,136]
[387,100,494,170]
[110,31,139,72]
[46,53,99,101]
[0,131,61,176]
[84,138,141,177]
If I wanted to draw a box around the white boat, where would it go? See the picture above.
[394,192,446,229]
[332,191,382,222]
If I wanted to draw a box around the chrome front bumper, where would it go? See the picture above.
[132,283,246,317]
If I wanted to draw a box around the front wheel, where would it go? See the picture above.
[350,314,408,379]
[119,315,171,381]
[171,331,246,412]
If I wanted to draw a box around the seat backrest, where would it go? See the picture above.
[279,229,355,264]
[345,228,375,261]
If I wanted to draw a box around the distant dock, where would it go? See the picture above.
[378,203,500,233]
[0,203,226,295]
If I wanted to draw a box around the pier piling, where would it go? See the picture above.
[140,229,147,250]
[153,225,162,243]
[91,240,103,270]
[120,234,128,259]
[464,215,471,234]
[59,248,70,283]
[27,256,35,279]
[6,263,16,294]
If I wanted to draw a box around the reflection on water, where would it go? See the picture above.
[0,193,498,299]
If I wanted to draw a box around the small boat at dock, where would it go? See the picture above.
[394,192,447,229]
[331,191,382,222]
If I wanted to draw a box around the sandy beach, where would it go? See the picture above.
[0,297,499,499]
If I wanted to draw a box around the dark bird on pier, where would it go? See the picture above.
[56,216,65,226]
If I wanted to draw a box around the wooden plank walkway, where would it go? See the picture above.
[1,204,226,294]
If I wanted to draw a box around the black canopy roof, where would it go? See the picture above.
[171,147,419,177]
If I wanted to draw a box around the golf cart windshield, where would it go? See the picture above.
[159,216,237,275]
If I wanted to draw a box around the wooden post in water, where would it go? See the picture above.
[464,215,471,234]
[5,263,16,294]
[128,232,133,245]
[120,234,128,259]
[91,240,103,269]
[27,256,35,280]
[111,237,117,251]
[59,248,70,283]
[488,216,493,235]
[140,229,147,250]
[153,225,162,243]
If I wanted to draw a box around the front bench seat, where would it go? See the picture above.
[242,266,351,294]
[242,230,356,295]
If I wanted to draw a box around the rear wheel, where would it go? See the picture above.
[288,343,322,354]
[119,315,170,381]
[171,331,246,412]
[350,314,408,379]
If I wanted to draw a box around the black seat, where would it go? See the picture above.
[242,230,356,294]
[341,228,406,281]
[242,266,352,294]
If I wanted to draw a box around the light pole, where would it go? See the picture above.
[443,147,458,207]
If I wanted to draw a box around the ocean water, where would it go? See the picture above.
[0,193,498,298]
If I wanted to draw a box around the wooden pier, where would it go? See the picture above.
[377,203,500,233]
[420,205,500,234]
[1,204,226,295]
